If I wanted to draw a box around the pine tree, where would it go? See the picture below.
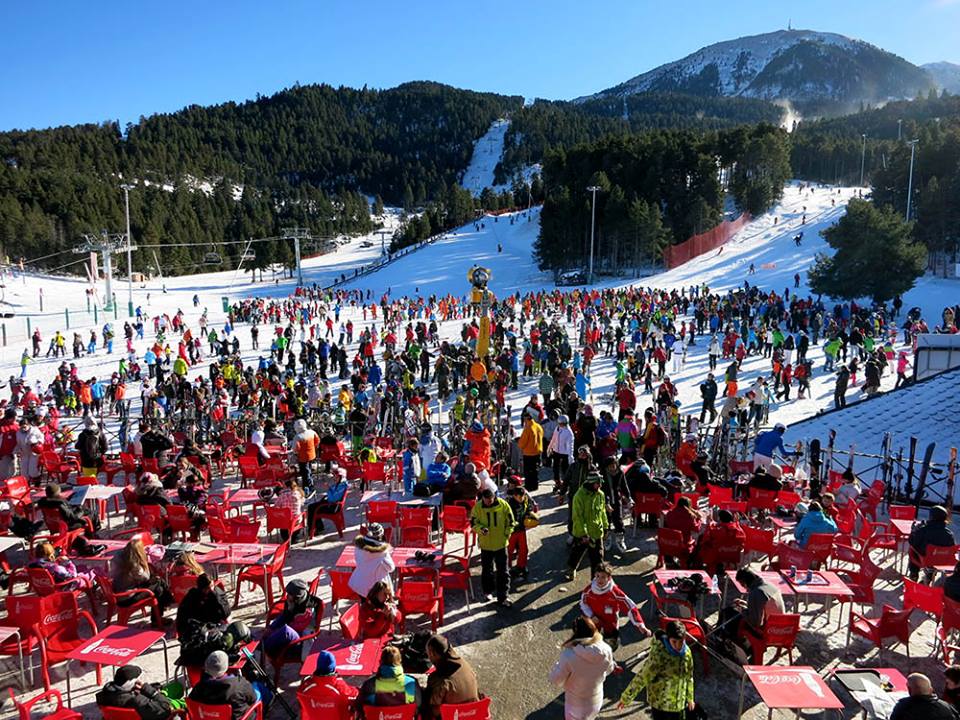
[809,199,926,302]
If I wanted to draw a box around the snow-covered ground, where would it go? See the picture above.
[460,118,541,197]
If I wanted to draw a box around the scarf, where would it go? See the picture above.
[662,635,688,658]
[591,577,614,595]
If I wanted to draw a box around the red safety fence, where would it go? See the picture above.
[663,213,751,269]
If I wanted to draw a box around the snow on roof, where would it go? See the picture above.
[784,365,960,476]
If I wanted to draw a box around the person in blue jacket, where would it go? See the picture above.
[426,453,452,491]
[753,423,799,475]
[794,501,838,549]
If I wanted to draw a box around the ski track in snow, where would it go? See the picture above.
[6,182,955,486]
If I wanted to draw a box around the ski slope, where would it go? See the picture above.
[460,118,542,197]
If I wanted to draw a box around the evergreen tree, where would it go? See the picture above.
[808,199,926,302]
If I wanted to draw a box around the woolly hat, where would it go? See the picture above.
[314,650,336,676]
[114,665,142,688]
[470,420,483,433]
[204,650,229,678]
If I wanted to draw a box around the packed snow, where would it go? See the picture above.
[460,118,541,198]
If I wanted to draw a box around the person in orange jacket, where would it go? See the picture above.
[464,421,491,473]
[674,433,698,482]
[293,418,319,489]
[518,410,544,491]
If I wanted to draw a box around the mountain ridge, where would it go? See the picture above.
[579,29,936,115]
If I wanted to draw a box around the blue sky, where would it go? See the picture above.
[2,0,958,131]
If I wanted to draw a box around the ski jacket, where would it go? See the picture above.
[572,487,608,540]
[470,497,515,551]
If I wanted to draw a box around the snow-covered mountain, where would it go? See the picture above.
[580,29,934,114]
[924,61,960,94]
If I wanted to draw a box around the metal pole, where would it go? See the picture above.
[859,134,866,187]
[905,140,919,222]
[121,184,134,316]
[587,185,600,284]
[897,119,902,142]
[102,251,114,311]
[294,234,303,287]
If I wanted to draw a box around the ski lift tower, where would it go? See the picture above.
[375,229,391,255]
[281,227,311,287]
[73,230,135,312]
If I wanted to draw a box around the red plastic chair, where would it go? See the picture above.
[33,591,101,690]
[40,452,76,484]
[41,507,93,536]
[362,706,417,720]
[227,516,261,543]
[850,604,913,657]
[804,532,836,567]
[912,544,960,575]
[207,516,230,543]
[439,698,492,720]
[903,577,944,621]
[743,526,776,560]
[889,505,916,521]
[0,594,43,679]
[170,572,200,604]
[631,492,666,535]
[440,504,473,557]
[656,528,693,568]
[99,706,141,720]
[136,505,168,540]
[237,456,260,488]
[266,506,305,545]
[339,602,362,641]
[2,475,33,516]
[746,488,779,513]
[399,525,432,548]
[23,566,97,610]
[728,460,754,478]
[298,687,354,720]
[744,613,801,664]
[648,580,696,620]
[8,688,81,720]
[366,500,399,529]
[399,506,433,543]
[776,490,802,510]
[233,540,289,610]
[770,543,815,572]
[360,462,395,491]
[118,452,139,484]
[309,489,349,540]
[99,574,159,627]
[186,699,262,720]
[834,556,883,629]
[327,569,360,628]
[165,504,196,541]
[398,578,442,631]
[439,553,472,621]
[938,596,960,664]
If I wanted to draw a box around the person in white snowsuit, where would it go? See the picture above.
[549,616,616,720]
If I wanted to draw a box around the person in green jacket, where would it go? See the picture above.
[566,470,608,581]
[617,620,695,718]
[470,488,516,607]
[823,337,841,371]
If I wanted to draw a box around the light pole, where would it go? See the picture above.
[586,185,601,284]
[120,183,134,316]
[905,139,919,222]
[859,134,867,188]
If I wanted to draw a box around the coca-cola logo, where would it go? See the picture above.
[197,708,221,720]
[346,644,363,665]
[43,610,73,624]
[755,674,801,685]
[79,639,134,658]
[306,699,334,710]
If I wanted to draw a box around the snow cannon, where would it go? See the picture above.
[468,265,494,357]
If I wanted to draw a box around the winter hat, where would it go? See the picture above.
[585,470,603,487]
[364,523,385,543]
[114,665,142,690]
[83,415,96,430]
[717,509,734,523]
[204,650,229,678]
[583,405,594,416]
[470,420,483,433]
[285,579,309,600]
[314,650,337,676]
[139,472,162,490]
[293,419,307,434]
[684,433,697,443]
[557,415,569,425]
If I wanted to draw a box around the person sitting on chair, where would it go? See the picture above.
[176,574,231,640]
[298,650,357,709]
[357,645,421,708]
[188,651,259,720]
[718,568,785,657]
[37,482,100,533]
[96,664,184,720]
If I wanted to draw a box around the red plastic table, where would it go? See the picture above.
[654,569,719,617]
[738,665,844,719]
[335,545,438,569]
[359,490,442,507]
[829,666,907,717]
[783,570,853,624]
[301,636,384,676]
[65,624,169,706]
[0,626,25,687]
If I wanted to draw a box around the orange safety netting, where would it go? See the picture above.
[663,213,751,269]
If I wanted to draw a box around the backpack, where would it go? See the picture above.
[177,621,241,666]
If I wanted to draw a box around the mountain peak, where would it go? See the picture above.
[923,61,960,93]
[580,29,934,115]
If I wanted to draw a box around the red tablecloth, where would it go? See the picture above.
[67,624,166,665]
[301,637,383,676]
[335,545,437,569]
[742,665,844,710]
